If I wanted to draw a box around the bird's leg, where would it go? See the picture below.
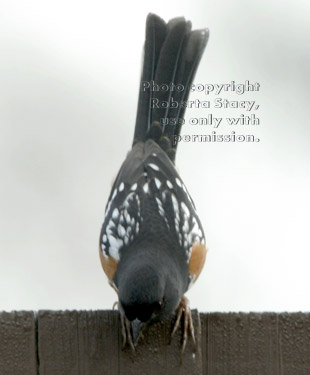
[117,302,135,351]
[171,296,196,353]
[121,315,135,351]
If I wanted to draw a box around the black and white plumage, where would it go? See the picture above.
[99,13,209,351]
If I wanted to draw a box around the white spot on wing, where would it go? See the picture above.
[143,182,149,193]
[156,197,165,217]
[101,243,107,255]
[131,183,137,191]
[112,208,119,220]
[108,235,122,261]
[125,210,131,225]
[117,224,126,237]
[181,182,195,208]
[119,182,124,192]
[171,193,180,237]
[171,193,179,212]
[105,188,118,217]
[124,192,134,208]
[176,178,182,187]
[136,195,140,210]
[181,202,190,219]
[154,178,161,189]
[183,221,189,233]
[101,189,142,262]
[111,188,117,200]
[192,217,199,234]
[149,163,159,171]
[167,180,173,189]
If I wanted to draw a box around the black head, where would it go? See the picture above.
[116,259,182,343]
[118,263,165,322]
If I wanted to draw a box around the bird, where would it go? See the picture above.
[99,13,209,352]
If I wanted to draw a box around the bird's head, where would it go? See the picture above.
[116,259,181,344]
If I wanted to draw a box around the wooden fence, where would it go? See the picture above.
[0,310,309,374]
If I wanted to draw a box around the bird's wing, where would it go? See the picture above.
[99,140,206,288]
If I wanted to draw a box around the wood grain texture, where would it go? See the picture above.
[37,309,202,375]
[38,310,120,375]
[201,312,310,375]
[0,311,37,375]
[278,313,310,374]
[119,309,202,375]
[1,310,310,374]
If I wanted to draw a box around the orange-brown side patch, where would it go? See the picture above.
[99,245,118,281]
[189,242,207,282]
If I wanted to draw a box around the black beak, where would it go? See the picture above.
[131,318,145,345]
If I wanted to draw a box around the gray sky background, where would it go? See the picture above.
[0,0,309,312]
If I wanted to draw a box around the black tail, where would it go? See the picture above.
[133,13,209,163]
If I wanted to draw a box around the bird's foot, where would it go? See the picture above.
[117,302,135,351]
[171,296,196,353]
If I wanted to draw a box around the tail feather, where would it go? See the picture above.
[167,29,209,148]
[133,14,167,144]
[133,13,209,163]
[151,18,188,127]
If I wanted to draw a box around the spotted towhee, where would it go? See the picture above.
[99,13,209,352]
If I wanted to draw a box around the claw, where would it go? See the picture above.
[118,302,135,351]
[171,296,196,353]
[122,314,135,351]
